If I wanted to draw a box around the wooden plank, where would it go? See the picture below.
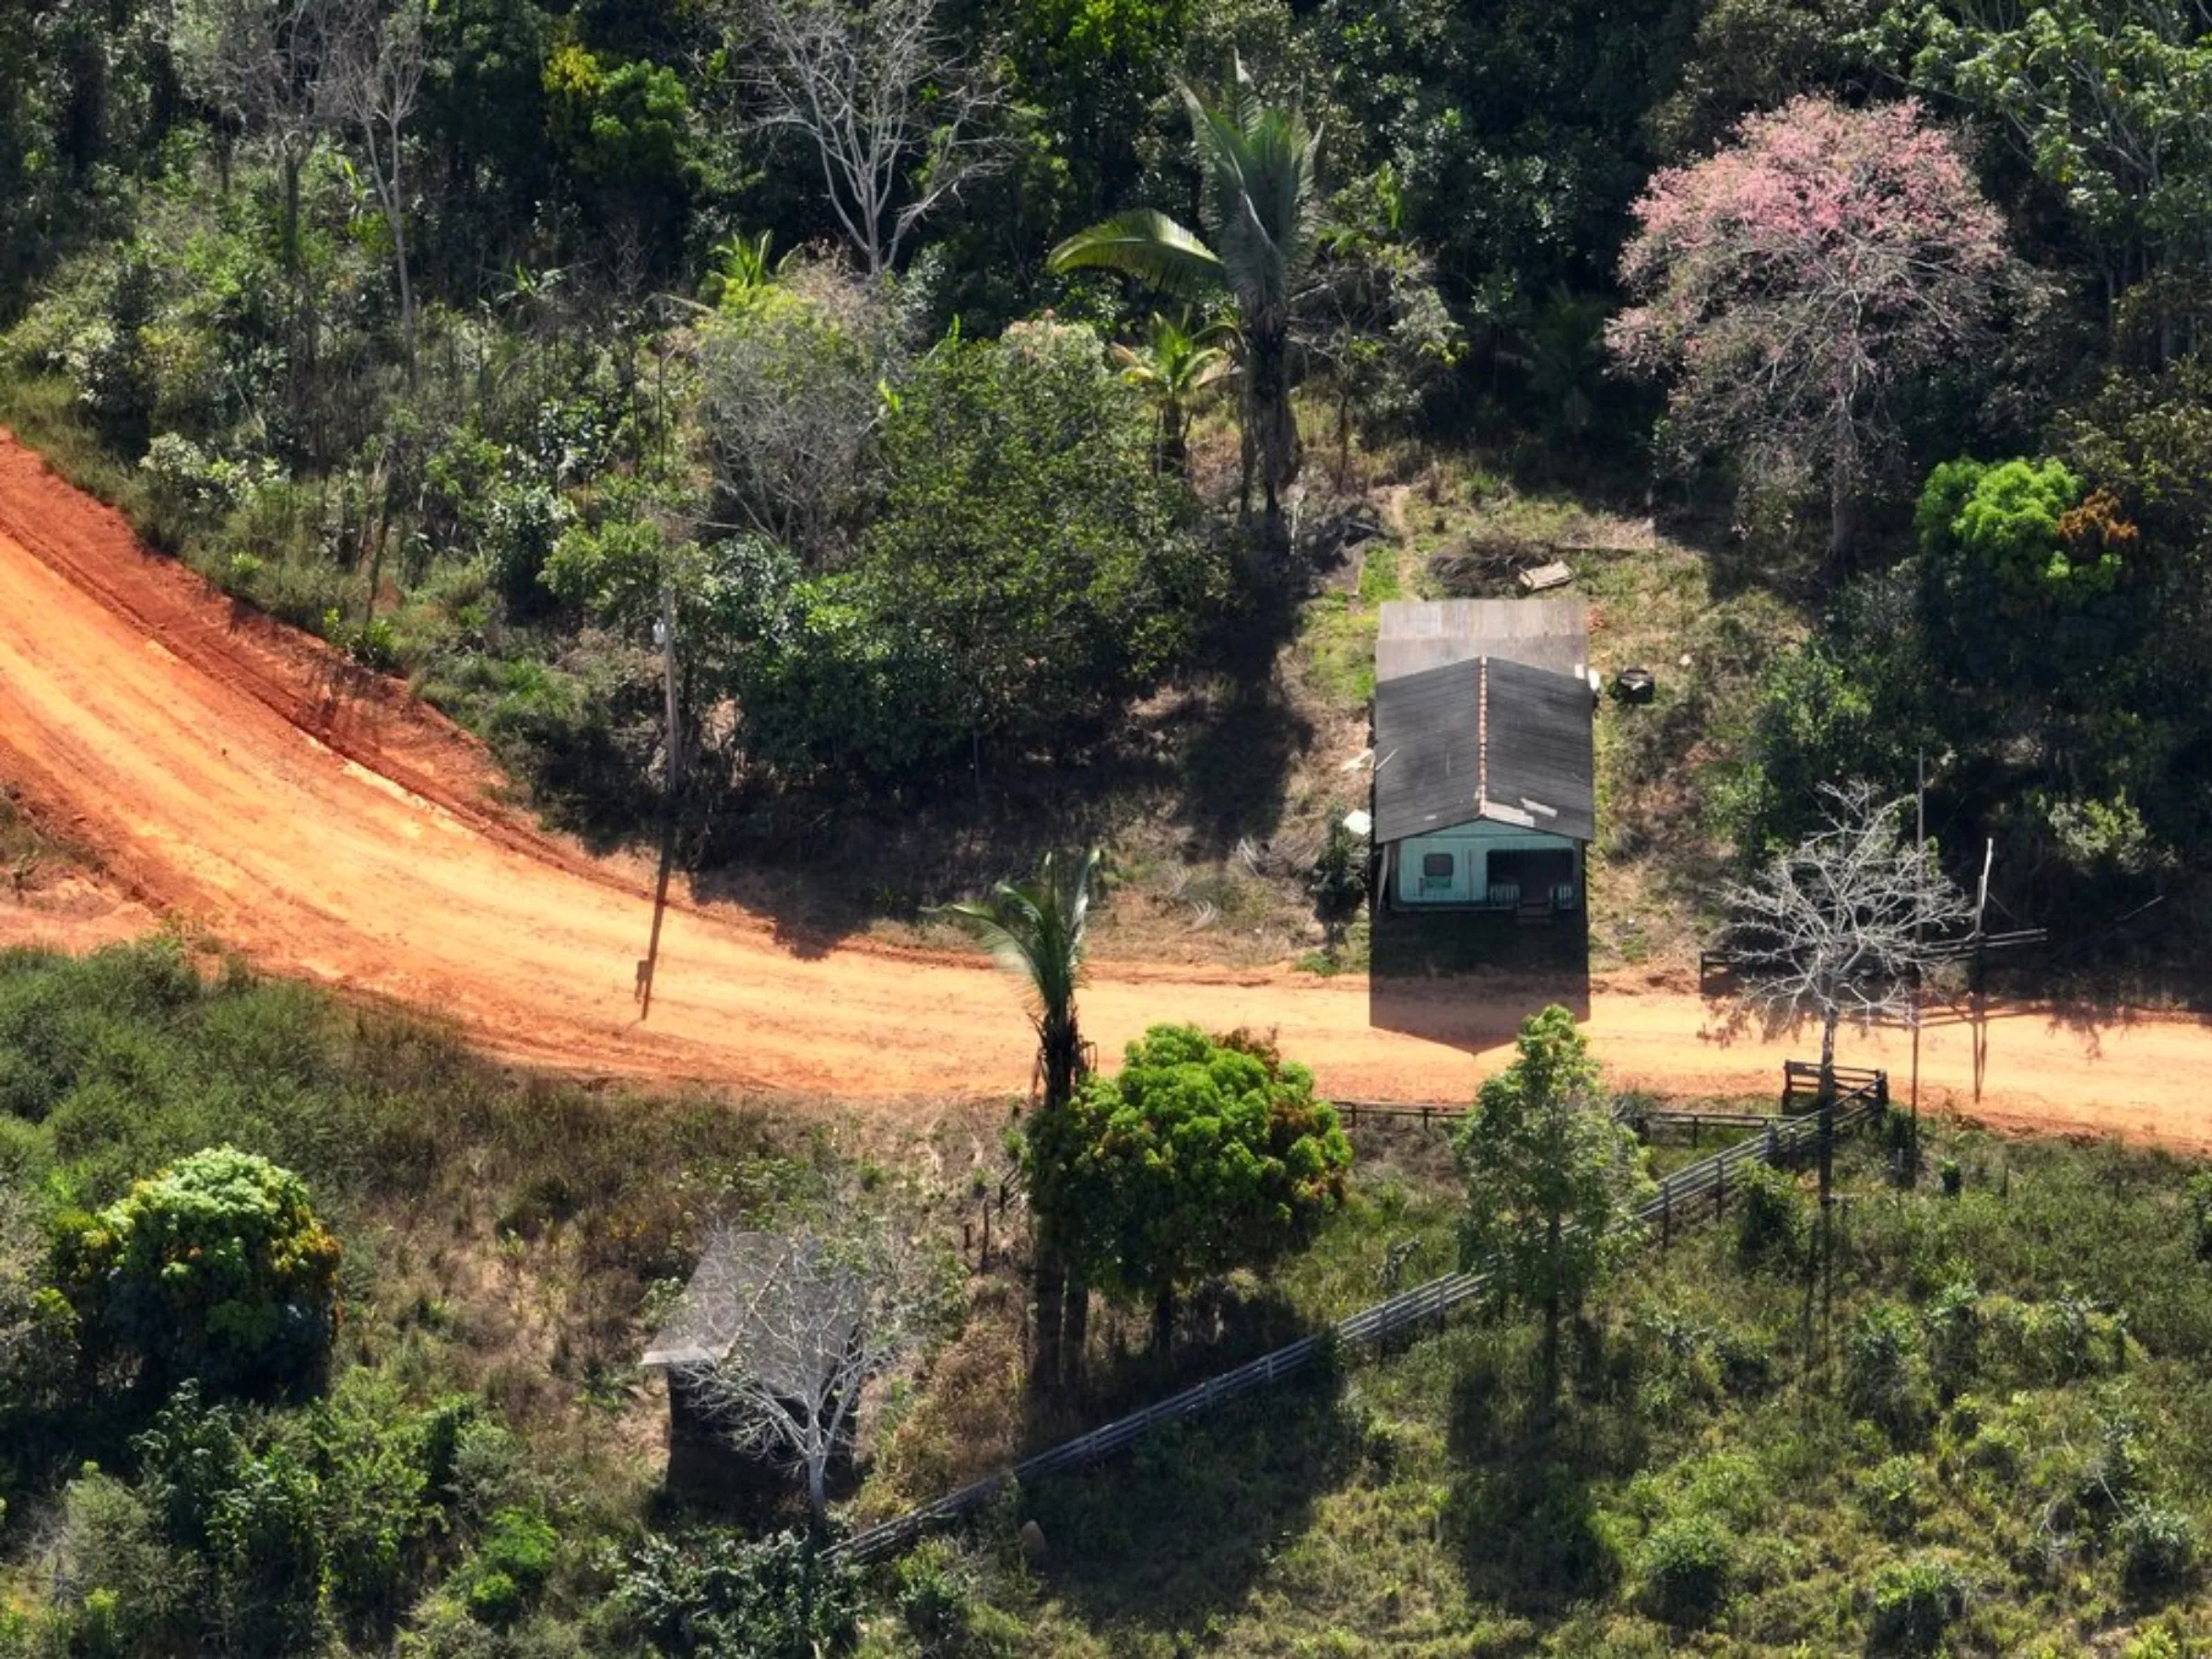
[1518,560,1573,592]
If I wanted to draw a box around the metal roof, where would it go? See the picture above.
[1376,598,1587,683]
[641,1230,860,1397]
[1371,656,1594,845]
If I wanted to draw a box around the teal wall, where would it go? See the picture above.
[1389,820,1581,908]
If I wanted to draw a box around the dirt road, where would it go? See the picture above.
[2,431,2208,1141]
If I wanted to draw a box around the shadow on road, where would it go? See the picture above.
[1368,904,1592,1056]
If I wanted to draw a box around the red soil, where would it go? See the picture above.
[3,429,2210,1143]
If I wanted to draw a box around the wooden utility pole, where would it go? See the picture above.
[639,584,682,1020]
[1911,751,1924,1181]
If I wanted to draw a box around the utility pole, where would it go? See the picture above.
[1911,751,1924,1182]
[639,584,682,1020]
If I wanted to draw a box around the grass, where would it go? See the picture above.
[0,939,983,1653]
[856,1121,2212,1657]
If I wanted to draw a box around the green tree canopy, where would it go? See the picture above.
[1030,1025,1351,1354]
[1916,455,2123,601]
[60,1145,342,1396]
[1453,1006,1652,1400]
[730,318,1221,782]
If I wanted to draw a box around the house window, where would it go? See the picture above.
[1421,853,1454,879]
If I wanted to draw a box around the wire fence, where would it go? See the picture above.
[824,1065,1889,1566]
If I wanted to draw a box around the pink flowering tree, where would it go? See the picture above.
[1609,96,2009,564]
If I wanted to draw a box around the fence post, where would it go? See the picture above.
[1661,1183,1672,1250]
[1715,1160,1726,1221]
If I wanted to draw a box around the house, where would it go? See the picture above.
[640,1229,862,1489]
[1371,599,1595,916]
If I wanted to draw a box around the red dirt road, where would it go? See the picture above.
[3,431,2210,1140]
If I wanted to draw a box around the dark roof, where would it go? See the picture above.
[1376,598,1588,683]
[1371,656,1594,844]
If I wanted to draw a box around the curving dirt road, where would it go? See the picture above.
[3,430,2210,1141]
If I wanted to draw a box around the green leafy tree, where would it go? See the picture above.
[1916,455,2124,601]
[1031,1025,1352,1356]
[59,1145,342,1397]
[741,319,1218,782]
[1049,59,1324,525]
[1453,1006,1652,1405]
[939,849,1100,1389]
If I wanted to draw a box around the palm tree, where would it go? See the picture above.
[1049,61,1324,530]
[1112,312,1234,477]
[938,848,1100,1390]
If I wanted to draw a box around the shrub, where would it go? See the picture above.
[1923,1277,1981,1400]
[464,1570,524,1628]
[2116,1503,2200,1594]
[2188,1171,2212,1262]
[58,1145,342,1395]
[1845,1303,1928,1437]
[477,1508,558,1592]
[1868,1555,1967,1654]
[1636,1513,1735,1624]
[1733,1163,1807,1270]
[1861,1455,1929,1536]
[615,1529,860,1658]
[895,1540,977,1653]
[1939,1158,1963,1198]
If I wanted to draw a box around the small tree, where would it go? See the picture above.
[1031,1025,1352,1357]
[1453,1006,1652,1406]
[1050,60,1324,527]
[938,847,1098,1389]
[59,1146,342,1397]
[723,0,1002,276]
[1608,95,2008,564]
[322,0,428,381]
[675,1218,943,1532]
[1715,780,1971,1101]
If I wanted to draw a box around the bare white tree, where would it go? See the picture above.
[322,0,427,381]
[727,0,1002,276]
[653,1218,940,1530]
[1716,781,1972,1098]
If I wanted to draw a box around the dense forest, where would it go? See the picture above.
[7,0,2212,959]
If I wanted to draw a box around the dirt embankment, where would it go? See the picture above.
[2,429,2209,1142]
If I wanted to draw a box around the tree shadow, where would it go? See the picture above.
[1018,1347,1359,1643]
[1368,904,1592,1054]
[1440,1320,1644,1620]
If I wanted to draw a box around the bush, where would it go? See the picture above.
[1868,1555,1967,1654]
[1636,1513,1735,1624]
[895,1539,979,1653]
[464,1570,524,1628]
[1733,1163,1807,1270]
[615,1529,860,1658]
[478,1508,558,1592]
[58,1145,342,1395]
[1845,1303,1928,1437]
[2117,1503,2200,1594]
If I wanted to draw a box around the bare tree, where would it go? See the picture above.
[698,257,904,562]
[726,0,1002,277]
[1715,780,1972,1099]
[323,0,427,381]
[656,1219,940,1530]
[166,0,341,265]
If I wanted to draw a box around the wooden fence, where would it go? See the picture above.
[1337,1097,1775,1142]
[824,1065,1889,1566]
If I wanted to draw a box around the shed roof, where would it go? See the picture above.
[1371,655,1594,844]
[1376,598,1588,683]
[641,1230,860,1397]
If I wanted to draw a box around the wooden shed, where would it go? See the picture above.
[1371,600,1595,918]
